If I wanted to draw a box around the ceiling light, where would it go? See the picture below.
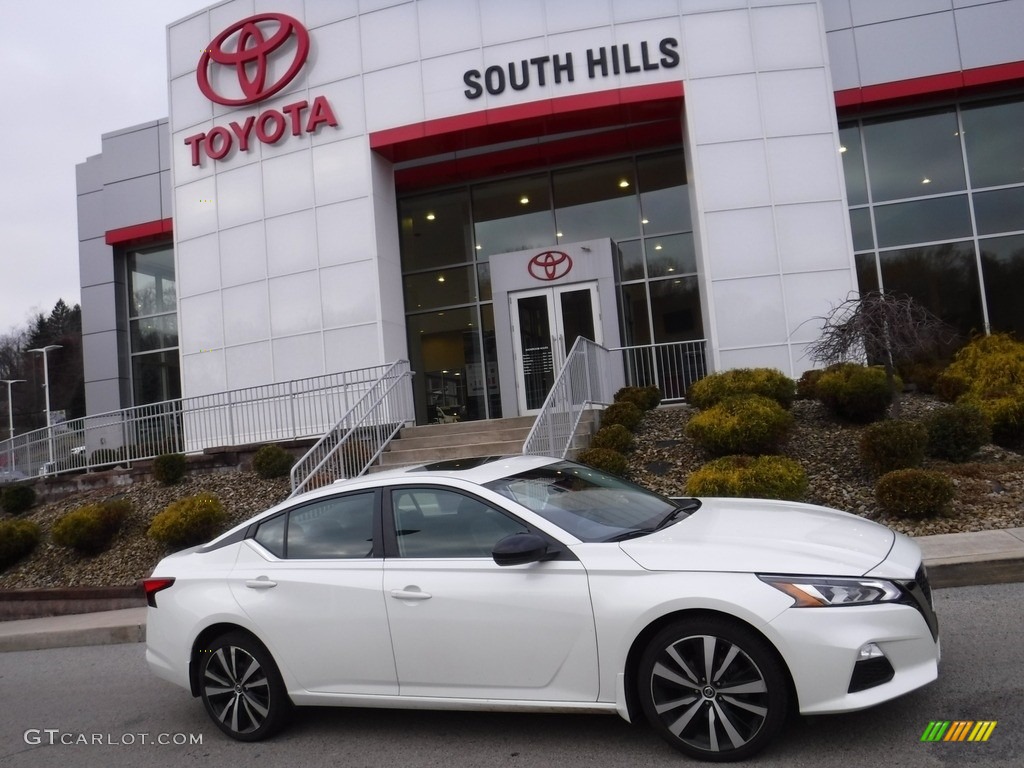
[618,179,630,188]
[839,145,847,153]
[641,218,649,225]
[426,213,436,221]
[475,244,482,250]
[654,244,663,251]
[519,196,530,205]
[437,275,446,282]
[556,231,563,238]
[922,177,931,184]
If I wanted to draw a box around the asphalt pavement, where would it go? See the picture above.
[1,526,1022,653]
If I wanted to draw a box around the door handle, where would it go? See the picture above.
[390,588,432,601]
[245,577,277,589]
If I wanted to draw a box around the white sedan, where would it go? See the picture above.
[144,455,939,761]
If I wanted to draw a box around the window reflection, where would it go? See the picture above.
[617,240,645,282]
[128,245,180,406]
[638,151,690,234]
[849,208,873,251]
[979,235,1024,338]
[399,190,473,272]
[839,124,868,205]
[645,233,696,278]
[879,242,983,336]
[863,110,965,201]
[472,175,554,258]
[128,247,176,317]
[403,266,477,311]
[554,159,640,242]
[873,195,971,248]
[973,187,1024,236]
[406,308,489,422]
[962,99,1024,188]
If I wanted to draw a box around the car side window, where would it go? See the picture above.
[253,492,376,559]
[391,488,528,558]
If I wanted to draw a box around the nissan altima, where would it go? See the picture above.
[144,455,939,761]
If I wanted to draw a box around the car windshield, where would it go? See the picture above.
[484,461,692,542]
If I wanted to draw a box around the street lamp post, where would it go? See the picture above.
[29,345,62,473]
[1,378,24,474]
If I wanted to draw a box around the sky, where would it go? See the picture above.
[0,0,214,336]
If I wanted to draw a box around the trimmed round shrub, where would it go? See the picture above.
[795,369,823,401]
[601,401,644,432]
[685,394,793,457]
[967,395,1024,449]
[815,363,898,423]
[897,359,946,395]
[591,424,634,453]
[932,372,969,403]
[52,499,131,554]
[925,404,991,462]
[0,519,41,572]
[858,420,928,475]
[875,469,955,518]
[1,484,36,515]
[684,455,808,501]
[939,334,1024,446]
[613,386,662,411]
[148,492,227,549]
[252,444,295,479]
[576,447,629,477]
[153,453,187,485]
[641,386,663,410]
[687,368,796,410]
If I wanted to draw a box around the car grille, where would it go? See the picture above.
[899,565,939,642]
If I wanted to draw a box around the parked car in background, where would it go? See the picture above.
[144,455,940,761]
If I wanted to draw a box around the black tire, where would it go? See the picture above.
[199,631,291,741]
[637,616,789,762]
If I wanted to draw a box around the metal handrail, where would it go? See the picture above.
[522,337,618,458]
[611,339,708,402]
[289,360,415,496]
[0,364,400,482]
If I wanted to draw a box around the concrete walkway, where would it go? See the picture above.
[1,527,1022,653]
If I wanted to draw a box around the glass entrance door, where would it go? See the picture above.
[510,283,601,413]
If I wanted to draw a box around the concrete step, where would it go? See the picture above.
[399,415,536,438]
[391,425,533,451]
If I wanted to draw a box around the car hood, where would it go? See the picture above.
[619,498,895,576]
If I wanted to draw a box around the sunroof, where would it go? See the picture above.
[418,456,505,472]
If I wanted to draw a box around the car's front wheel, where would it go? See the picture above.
[637,617,789,762]
[199,631,291,741]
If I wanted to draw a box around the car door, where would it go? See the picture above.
[228,489,398,695]
[382,485,599,701]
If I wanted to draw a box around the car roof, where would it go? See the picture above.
[329,454,561,490]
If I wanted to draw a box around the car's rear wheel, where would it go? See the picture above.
[637,617,789,762]
[199,631,290,741]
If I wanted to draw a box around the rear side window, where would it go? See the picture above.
[253,491,376,559]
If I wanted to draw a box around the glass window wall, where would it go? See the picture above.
[126,245,180,406]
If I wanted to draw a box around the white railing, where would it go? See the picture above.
[289,360,415,497]
[522,338,620,458]
[521,338,708,460]
[0,364,399,481]
[614,339,708,402]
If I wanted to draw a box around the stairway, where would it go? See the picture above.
[374,415,538,470]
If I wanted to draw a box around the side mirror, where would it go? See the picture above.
[492,533,549,566]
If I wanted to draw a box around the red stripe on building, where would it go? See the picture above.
[105,218,173,245]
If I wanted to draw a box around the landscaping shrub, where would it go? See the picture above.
[932,372,969,403]
[1,484,36,515]
[153,453,187,485]
[897,359,947,394]
[687,368,796,410]
[925,404,991,462]
[590,424,634,453]
[252,444,295,479]
[613,386,662,411]
[641,386,663,410]
[858,420,928,475]
[52,499,132,554]
[148,492,227,549]
[601,401,644,432]
[0,519,41,572]
[939,334,1024,447]
[684,455,807,501]
[576,447,629,477]
[815,363,897,423]
[795,369,823,400]
[685,394,793,457]
[875,469,954,518]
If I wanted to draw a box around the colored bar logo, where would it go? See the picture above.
[921,721,997,742]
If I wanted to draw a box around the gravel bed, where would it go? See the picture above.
[1,394,1022,589]
[627,395,1024,538]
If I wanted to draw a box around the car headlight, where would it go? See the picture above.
[758,575,903,607]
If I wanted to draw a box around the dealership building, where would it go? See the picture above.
[76,0,1024,430]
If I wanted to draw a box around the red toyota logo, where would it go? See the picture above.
[197,14,310,106]
[528,251,573,281]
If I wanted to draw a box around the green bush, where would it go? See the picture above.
[815,363,898,423]
[796,369,823,400]
[641,386,663,410]
[685,394,794,457]
[687,368,796,410]
[1,484,36,515]
[858,420,928,475]
[576,447,629,477]
[601,401,644,432]
[684,455,808,501]
[148,492,226,549]
[0,519,41,572]
[590,424,634,453]
[613,386,662,411]
[932,372,969,403]
[153,453,187,485]
[940,334,1024,447]
[252,444,295,479]
[897,359,947,395]
[875,469,955,518]
[925,404,991,462]
[52,499,132,554]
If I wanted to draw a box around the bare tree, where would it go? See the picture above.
[806,291,956,418]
